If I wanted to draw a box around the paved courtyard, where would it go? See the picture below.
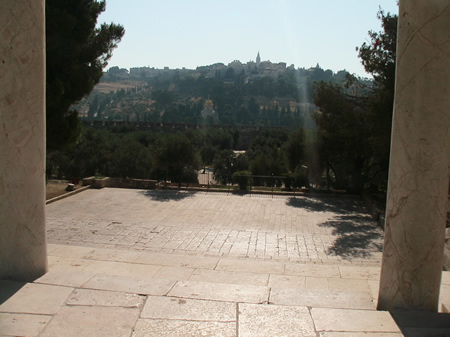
[2,187,450,336]
[47,188,384,265]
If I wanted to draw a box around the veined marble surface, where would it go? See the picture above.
[0,0,47,281]
[378,0,450,311]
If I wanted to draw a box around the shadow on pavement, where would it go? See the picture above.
[319,214,383,258]
[286,195,364,214]
[142,190,197,202]
[0,280,26,304]
[391,309,450,336]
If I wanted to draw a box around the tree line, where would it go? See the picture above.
[47,127,297,187]
[46,119,378,194]
[45,0,397,194]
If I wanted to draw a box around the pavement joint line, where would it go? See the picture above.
[306,306,319,336]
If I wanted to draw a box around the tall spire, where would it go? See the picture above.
[256,51,261,67]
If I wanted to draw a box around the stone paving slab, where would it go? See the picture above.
[306,276,330,289]
[215,258,285,274]
[35,269,96,287]
[132,319,236,337]
[81,259,162,278]
[442,272,450,285]
[0,313,52,336]
[82,274,175,296]
[39,306,140,337]
[0,281,73,315]
[267,275,373,292]
[311,307,401,333]
[328,278,371,292]
[153,266,195,281]
[339,265,381,280]
[440,284,450,311]
[268,274,307,288]
[189,268,269,286]
[47,255,94,272]
[284,263,340,278]
[135,252,220,269]
[84,247,144,263]
[238,303,316,337]
[141,296,236,321]
[66,289,145,308]
[168,280,270,304]
[47,244,95,258]
[270,287,375,309]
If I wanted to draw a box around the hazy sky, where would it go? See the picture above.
[99,0,398,77]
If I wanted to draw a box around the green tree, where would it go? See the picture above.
[313,81,370,193]
[212,150,236,185]
[312,9,398,193]
[247,131,288,187]
[357,10,397,90]
[357,10,397,190]
[284,128,305,173]
[249,148,285,187]
[152,133,200,184]
[206,129,234,150]
[200,144,218,166]
[46,0,125,150]
[110,135,152,179]
[75,128,115,178]
[152,89,175,107]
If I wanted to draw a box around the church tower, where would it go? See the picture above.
[256,51,261,67]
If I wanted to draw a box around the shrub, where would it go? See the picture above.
[293,166,309,188]
[232,170,252,191]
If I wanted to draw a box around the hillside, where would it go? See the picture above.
[74,62,371,128]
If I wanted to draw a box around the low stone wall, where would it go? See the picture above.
[46,185,91,204]
[109,178,157,189]
[82,177,157,190]
[82,177,110,189]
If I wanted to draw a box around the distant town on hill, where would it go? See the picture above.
[74,52,372,128]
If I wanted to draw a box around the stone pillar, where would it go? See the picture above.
[377,1,450,312]
[0,0,48,281]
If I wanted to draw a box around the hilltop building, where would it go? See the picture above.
[200,99,218,124]
[125,52,295,82]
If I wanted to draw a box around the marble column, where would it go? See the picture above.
[377,1,450,312]
[0,0,48,281]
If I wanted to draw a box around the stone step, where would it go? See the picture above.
[44,243,450,313]
[8,273,450,337]
[35,265,379,310]
[2,244,450,337]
